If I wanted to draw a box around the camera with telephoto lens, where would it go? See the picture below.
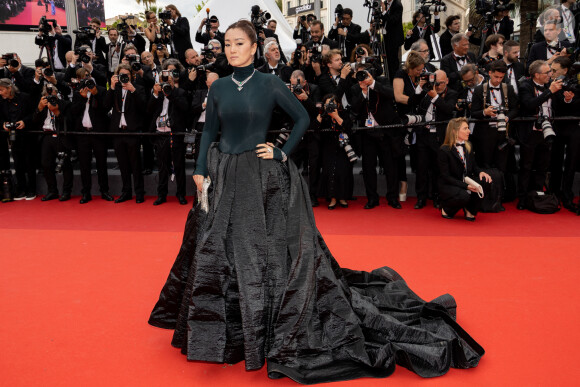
[184,130,198,160]
[55,152,68,174]
[197,62,216,72]
[3,53,20,68]
[73,26,97,46]
[535,114,555,143]
[338,132,357,163]
[419,0,447,15]
[356,69,370,82]
[404,115,424,125]
[1,170,14,202]
[47,95,59,106]
[159,11,172,20]
[161,82,173,95]
[125,54,142,71]
[45,84,55,95]
[494,105,508,131]
[202,44,215,60]
[309,43,323,63]
[335,4,344,28]
[74,47,92,64]
[117,15,135,41]
[118,73,130,84]
[275,124,291,147]
[420,71,436,90]
[476,0,514,18]
[5,122,18,142]
[251,5,271,31]
[36,16,57,46]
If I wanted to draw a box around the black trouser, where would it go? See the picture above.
[518,130,551,198]
[306,134,322,199]
[142,132,155,171]
[0,133,10,171]
[153,133,186,197]
[77,133,109,195]
[475,127,509,172]
[441,189,482,217]
[385,42,401,82]
[113,135,144,196]
[13,133,38,195]
[361,132,401,203]
[549,124,580,202]
[41,134,73,195]
[415,132,441,201]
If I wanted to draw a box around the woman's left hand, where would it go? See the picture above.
[256,142,276,159]
[480,172,492,183]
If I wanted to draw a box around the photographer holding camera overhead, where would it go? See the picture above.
[147,62,189,206]
[73,18,107,67]
[196,15,224,47]
[316,94,354,210]
[294,14,316,44]
[105,63,146,204]
[328,6,362,59]
[161,5,192,66]
[33,83,73,202]
[351,63,404,210]
[0,78,35,201]
[70,67,113,204]
[516,60,569,210]
[33,18,71,73]
[31,57,71,101]
[65,45,107,87]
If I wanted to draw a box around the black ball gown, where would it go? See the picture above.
[148,64,484,384]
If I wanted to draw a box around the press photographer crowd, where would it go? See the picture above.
[2,0,580,218]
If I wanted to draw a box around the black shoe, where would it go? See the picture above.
[177,196,188,205]
[311,197,319,207]
[14,192,26,201]
[516,199,526,210]
[464,215,476,221]
[364,200,378,209]
[115,193,132,203]
[101,192,114,201]
[79,194,92,204]
[142,169,153,175]
[42,193,59,202]
[388,200,402,209]
[153,196,166,206]
[339,201,348,208]
[136,195,145,204]
[59,193,71,202]
[25,193,36,201]
[441,209,453,219]
[328,203,337,210]
[414,199,426,209]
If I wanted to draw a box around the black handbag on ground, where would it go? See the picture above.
[526,190,560,214]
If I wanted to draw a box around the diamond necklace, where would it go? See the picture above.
[231,69,256,91]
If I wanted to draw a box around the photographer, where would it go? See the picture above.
[490,9,514,41]
[33,84,73,201]
[316,94,353,210]
[404,10,440,60]
[351,63,404,210]
[317,49,355,110]
[0,78,35,200]
[31,57,71,101]
[479,34,505,72]
[415,70,458,209]
[70,67,112,204]
[65,46,107,88]
[120,44,146,88]
[191,72,219,132]
[516,60,568,210]
[257,41,292,82]
[502,40,524,95]
[34,21,71,72]
[196,15,224,48]
[122,24,146,54]
[440,33,477,91]
[328,7,362,59]
[393,51,427,119]
[294,14,316,43]
[144,11,162,52]
[548,56,579,211]
[0,53,35,94]
[458,64,485,113]
[106,27,125,81]
[470,61,519,178]
[147,62,189,206]
[527,20,571,70]
[162,5,193,66]
[105,64,146,204]
[305,21,339,50]
[84,18,107,67]
[409,39,437,72]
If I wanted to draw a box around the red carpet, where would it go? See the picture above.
[2,197,580,386]
[4,1,67,27]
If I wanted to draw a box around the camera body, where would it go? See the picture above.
[292,83,304,95]
[535,114,556,143]
[80,78,96,90]
[2,53,20,68]
[184,130,198,160]
[324,101,338,115]
[125,54,142,71]
[117,15,135,41]
[159,11,172,20]
[420,72,436,90]
[335,4,344,28]
[119,73,131,84]
[55,152,68,174]
[202,44,215,60]
[5,122,18,142]
[47,95,59,106]
[73,26,97,46]
[251,5,271,31]
[309,43,323,63]
[456,98,469,110]
[74,47,92,64]
[338,132,357,162]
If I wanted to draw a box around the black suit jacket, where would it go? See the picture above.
[54,34,72,68]
[0,65,36,94]
[124,34,146,54]
[527,40,572,69]
[71,85,109,131]
[382,0,404,48]
[503,61,525,87]
[305,36,339,50]
[417,88,459,141]
[257,63,293,83]
[146,87,189,133]
[195,29,225,47]
[190,88,209,128]
[105,85,146,132]
[317,72,356,107]
[105,41,126,73]
[439,30,453,58]
[172,16,193,58]
[438,144,481,200]
[440,51,477,91]
[328,22,362,58]
[404,20,441,59]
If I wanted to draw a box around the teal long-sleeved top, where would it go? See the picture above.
[193,64,310,177]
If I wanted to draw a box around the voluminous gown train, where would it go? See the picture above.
[148,64,484,384]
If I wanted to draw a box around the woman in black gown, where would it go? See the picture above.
[149,20,484,384]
